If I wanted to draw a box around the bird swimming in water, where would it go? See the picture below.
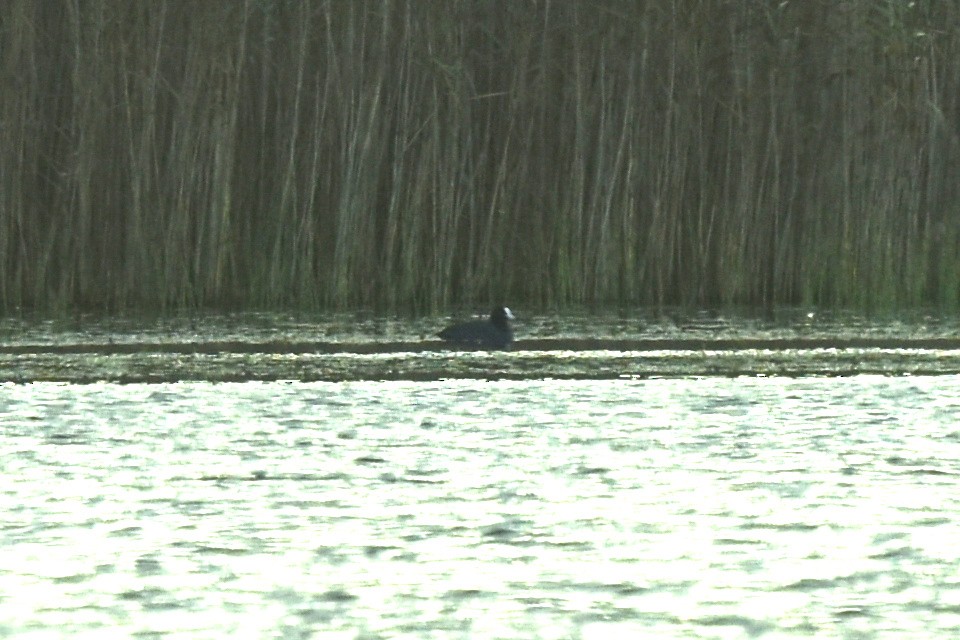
[438,306,515,349]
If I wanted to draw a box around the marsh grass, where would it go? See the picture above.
[1,0,958,314]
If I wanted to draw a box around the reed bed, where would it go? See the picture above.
[1,0,958,313]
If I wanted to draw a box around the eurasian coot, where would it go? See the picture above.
[438,306,515,349]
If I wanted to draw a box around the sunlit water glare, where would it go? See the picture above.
[3,375,960,639]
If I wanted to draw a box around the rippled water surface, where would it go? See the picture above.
[4,375,960,639]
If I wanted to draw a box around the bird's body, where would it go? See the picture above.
[438,306,515,349]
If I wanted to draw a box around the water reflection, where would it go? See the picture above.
[3,376,960,637]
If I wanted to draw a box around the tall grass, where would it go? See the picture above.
[1,0,958,313]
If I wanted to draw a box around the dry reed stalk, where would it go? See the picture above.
[0,0,958,313]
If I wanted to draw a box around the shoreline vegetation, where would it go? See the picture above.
[2,1,959,314]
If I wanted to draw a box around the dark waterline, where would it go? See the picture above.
[2,308,960,383]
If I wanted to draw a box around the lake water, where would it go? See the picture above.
[3,310,960,638]
[4,375,960,639]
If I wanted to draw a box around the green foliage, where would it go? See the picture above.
[1,0,958,313]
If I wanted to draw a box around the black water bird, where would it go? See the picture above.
[438,306,515,349]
